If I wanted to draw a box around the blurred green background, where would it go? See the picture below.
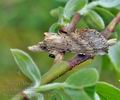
[0,0,119,100]
[0,0,63,99]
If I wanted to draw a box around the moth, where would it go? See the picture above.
[28,29,116,62]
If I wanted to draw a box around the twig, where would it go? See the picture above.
[61,13,81,33]
[41,61,70,84]
[41,11,120,84]
[41,55,92,84]
[64,11,120,68]
[68,54,92,68]
[68,11,120,68]
[102,12,120,39]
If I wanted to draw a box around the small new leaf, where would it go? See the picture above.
[50,7,64,18]
[49,23,61,33]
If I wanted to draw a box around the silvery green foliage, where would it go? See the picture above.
[11,49,43,99]
[64,0,88,19]
[97,0,120,8]
[11,49,41,86]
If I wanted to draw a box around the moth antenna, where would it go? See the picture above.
[54,53,64,63]
[28,42,46,52]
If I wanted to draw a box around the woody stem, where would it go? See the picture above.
[102,11,120,39]
[61,13,81,33]
[41,11,120,85]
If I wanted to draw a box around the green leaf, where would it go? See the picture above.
[35,94,44,100]
[65,68,99,88]
[50,88,96,100]
[96,82,120,100]
[77,17,89,28]
[25,87,44,100]
[108,42,120,73]
[64,89,92,100]
[11,49,41,85]
[50,90,70,100]
[29,93,44,100]
[94,93,100,100]
[84,86,96,99]
[49,23,61,33]
[64,0,88,19]
[94,7,114,25]
[115,23,120,40]
[84,10,105,31]
[98,0,120,8]
[50,89,94,100]
[50,6,68,26]
[50,7,64,18]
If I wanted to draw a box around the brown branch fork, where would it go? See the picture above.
[67,12,120,68]
[17,12,120,100]
[40,11,120,84]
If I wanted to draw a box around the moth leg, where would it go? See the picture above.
[77,53,94,60]
[54,53,64,63]
[49,50,65,63]
[49,53,64,63]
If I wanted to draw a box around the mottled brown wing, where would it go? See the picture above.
[77,29,108,52]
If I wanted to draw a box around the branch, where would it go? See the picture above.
[41,11,120,85]
[68,54,93,68]
[102,12,120,39]
[60,13,81,33]
[41,54,92,85]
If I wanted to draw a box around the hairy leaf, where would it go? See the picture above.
[98,0,120,8]
[11,49,41,85]
[94,7,114,25]
[65,89,92,100]
[108,42,120,73]
[84,10,105,30]
[64,0,88,19]
[49,23,61,33]
[115,23,120,40]
[50,90,70,100]
[65,68,99,88]
[35,94,44,100]
[50,7,64,18]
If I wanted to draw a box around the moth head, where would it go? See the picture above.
[28,42,48,52]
